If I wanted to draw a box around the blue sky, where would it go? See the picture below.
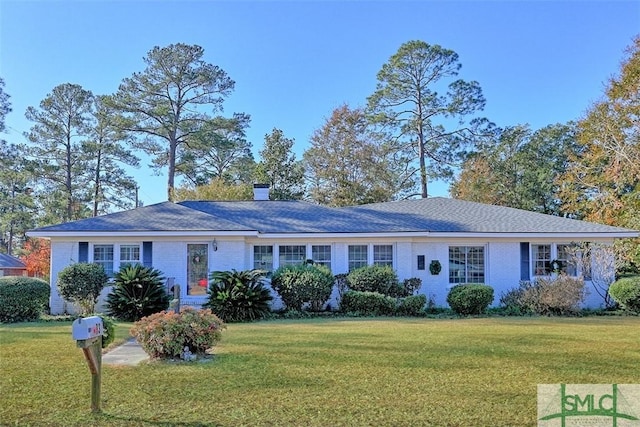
[1,1,638,206]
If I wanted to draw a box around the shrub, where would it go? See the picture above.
[105,264,170,321]
[397,294,427,316]
[504,276,586,316]
[340,290,396,316]
[57,263,108,315]
[402,277,422,296]
[0,277,50,323]
[609,276,640,313]
[203,269,272,322]
[130,308,225,359]
[447,284,494,316]
[271,264,334,311]
[97,314,116,348]
[347,265,399,296]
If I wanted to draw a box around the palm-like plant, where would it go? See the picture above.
[203,269,272,322]
[105,264,170,321]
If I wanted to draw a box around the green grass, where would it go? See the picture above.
[1,317,639,426]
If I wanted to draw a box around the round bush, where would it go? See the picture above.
[609,276,640,313]
[340,290,396,316]
[0,277,50,323]
[347,265,399,296]
[271,264,334,311]
[397,294,427,316]
[105,264,170,321]
[130,308,225,359]
[203,269,272,322]
[57,263,108,315]
[447,284,494,316]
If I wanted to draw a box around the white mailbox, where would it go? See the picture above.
[72,316,104,340]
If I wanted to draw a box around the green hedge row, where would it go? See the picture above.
[0,277,50,323]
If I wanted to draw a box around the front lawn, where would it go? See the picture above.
[1,317,638,426]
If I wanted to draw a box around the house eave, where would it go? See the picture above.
[27,230,259,239]
[256,231,639,240]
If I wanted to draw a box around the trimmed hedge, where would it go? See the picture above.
[271,264,334,311]
[609,276,640,313]
[0,277,50,323]
[347,265,399,295]
[447,284,494,316]
[340,290,396,316]
[397,294,427,316]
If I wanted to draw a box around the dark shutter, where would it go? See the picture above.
[78,242,88,263]
[520,242,530,281]
[143,241,153,267]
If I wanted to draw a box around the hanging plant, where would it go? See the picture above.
[429,260,442,275]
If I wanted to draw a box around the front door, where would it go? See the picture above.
[187,243,209,296]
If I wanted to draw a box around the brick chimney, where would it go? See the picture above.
[253,184,270,201]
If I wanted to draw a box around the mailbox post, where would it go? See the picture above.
[72,316,104,413]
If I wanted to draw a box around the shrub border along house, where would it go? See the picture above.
[28,194,639,314]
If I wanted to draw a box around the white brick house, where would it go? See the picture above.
[29,187,638,314]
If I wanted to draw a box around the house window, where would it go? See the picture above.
[120,245,140,267]
[93,245,114,277]
[417,255,425,271]
[279,245,306,267]
[253,245,273,271]
[557,244,578,276]
[532,243,578,277]
[449,246,485,284]
[312,245,331,269]
[348,245,368,271]
[373,245,393,267]
[532,244,552,275]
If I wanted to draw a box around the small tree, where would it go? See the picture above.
[57,263,108,315]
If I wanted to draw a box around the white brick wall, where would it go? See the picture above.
[46,236,616,314]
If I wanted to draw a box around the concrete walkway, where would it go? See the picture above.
[102,339,149,366]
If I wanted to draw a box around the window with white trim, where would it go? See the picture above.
[92,243,141,277]
[532,243,578,276]
[449,246,485,284]
[93,245,114,277]
[120,245,140,268]
[279,245,306,267]
[253,245,274,271]
[312,245,331,269]
[532,244,552,276]
[373,245,393,267]
[348,245,368,271]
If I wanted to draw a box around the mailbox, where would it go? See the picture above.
[72,316,104,340]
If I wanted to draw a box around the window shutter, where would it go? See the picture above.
[520,242,530,281]
[143,241,153,267]
[78,242,88,263]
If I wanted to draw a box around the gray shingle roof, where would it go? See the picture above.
[31,202,252,233]
[29,197,637,236]
[0,253,26,269]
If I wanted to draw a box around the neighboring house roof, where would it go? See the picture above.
[28,197,638,238]
[0,253,26,269]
